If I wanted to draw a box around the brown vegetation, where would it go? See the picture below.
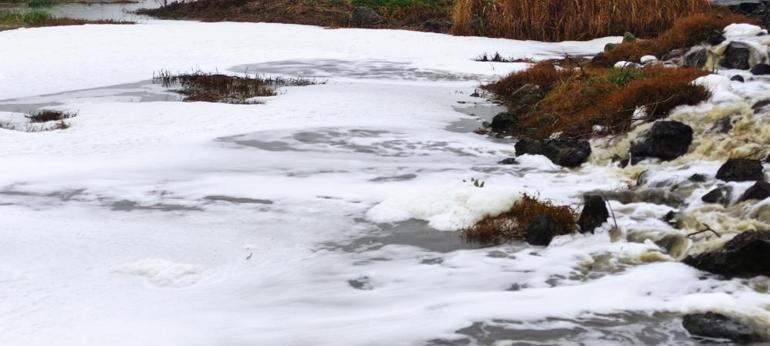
[26,110,77,122]
[485,63,710,139]
[153,70,319,104]
[595,12,758,66]
[138,0,453,31]
[451,0,712,42]
[462,194,576,245]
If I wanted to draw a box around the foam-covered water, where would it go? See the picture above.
[0,20,768,346]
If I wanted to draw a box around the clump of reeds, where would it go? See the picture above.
[25,110,77,123]
[0,110,76,132]
[462,194,576,245]
[452,0,712,41]
[595,12,758,66]
[484,63,710,139]
[153,70,319,104]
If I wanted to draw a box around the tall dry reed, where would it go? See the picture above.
[452,0,711,41]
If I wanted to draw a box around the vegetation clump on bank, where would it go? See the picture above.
[462,194,576,246]
[153,70,319,104]
[452,0,712,41]
[594,12,758,66]
[484,63,710,139]
[138,0,454,32]
[0,8,132,30]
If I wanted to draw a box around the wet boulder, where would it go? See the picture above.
[701,186,732,205]
[731,74,745,82]
[489,84,544,134]
[497,157,518,165]
[739,181,770,202]
[721,41,752,70]
[630,121,693,164]
[524,215,560,246]
[751,63,770,75]
[422,18,451,33]
[350,6,382,27]
[683,312,762,343]
[683,46,708,68]
[716,158,765,182]
[683,230,770,277]
[489,112,518,133]
[577,194,609,234]
[515,138,591,168]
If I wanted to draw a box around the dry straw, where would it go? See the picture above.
[452,0,711,41]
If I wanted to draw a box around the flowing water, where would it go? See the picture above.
[0,4,769,346]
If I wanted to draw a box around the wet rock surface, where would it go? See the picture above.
[716,158,765,182]
[525,216,560,246]
[684,230,770,278]
[350,6,382,28]
[702,186,733,205]
[577,194,610,234]
[630,121,693,164]
[739,181,770,201]
[515,138,591,168]
[683,46,708,68]
[721,41,753,70]
[751,62,770,75]
[682,312,762,343]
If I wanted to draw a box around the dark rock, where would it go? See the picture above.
[739,181,770,202]
[622,32,636,43]
[716,158,765,182]
[662,48,687,61]
[350,6,382,28]
[753,98,770,111]
[710,116,733,133]
[684,230,770,277]
[705,30,727,46]
[524,216,558,246]
[489,84,544,134]
[689,174,708,183]
[724,0,770,28]
[682,312,761,342]
[630,121,693,164]
[731,74,745,82]
[751,63,770,75]
[577,194,609,234]
[701,186,732,205]
[721,42,752,70]
[489,112,517,133]
[515,138,591,168]
[498,157,518,165]
[423,18,451,33]
[683,46,708,68]
[604,43,617,52]
[663,210,679,226]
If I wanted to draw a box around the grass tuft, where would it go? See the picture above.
[462,194,577,245]
[153,70,320,104]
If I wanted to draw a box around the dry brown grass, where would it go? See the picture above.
[485,63,710,138]
[452,0,712,41]
[462,194,576,245]
[595,12,758,65]
[138,0,453,31]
